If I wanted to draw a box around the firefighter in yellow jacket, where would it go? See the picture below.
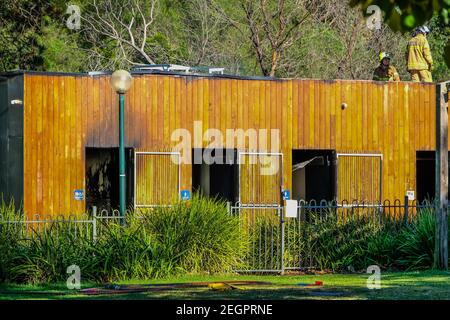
[373,52,400,81]
[406,26,433,82]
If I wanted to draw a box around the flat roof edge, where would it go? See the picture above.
[0,70,447,84]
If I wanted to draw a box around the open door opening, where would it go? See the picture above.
[85,147,134,213]
[292,150,336,202]
[416,151,450,203]
[416,151,436,202]
[192,148,238,203]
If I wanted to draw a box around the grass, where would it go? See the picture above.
[2,197,449,301]
[1,271,450,300]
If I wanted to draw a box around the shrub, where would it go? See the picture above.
[0,195,246,284]
[88,221,163,281]
[364,228,400,269]
[1,196,450,284]
[141,194,247,274]
[396,207,436,270]
[290,209,385,271]
[0,200,23,282]
[7,227,92,283]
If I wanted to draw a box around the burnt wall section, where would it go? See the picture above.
[0,74,24,207]
[85,147,134,213]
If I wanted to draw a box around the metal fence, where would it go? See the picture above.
[230,203,284,273]
[0,213,95,241]
[230,199,436,273]
[0,206,128,241]
[0,205,167,242]
[0,199,438,274]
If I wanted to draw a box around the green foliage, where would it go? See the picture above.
[8,227,91,283]
[251,207,448,272]
[88,221,162,281]
[0,196,245,284]
[427,16,450,81]
[396,208,437,270]
[142,195,246,274]
[304,213,383,270]
[0,0,67,71]
[351,0,450,68]
[0,200,22,282]
[1,198,449,285]
[1,0,448,78]
[37,23,87,72]
[283,210,392,271]
[351,0,450,31]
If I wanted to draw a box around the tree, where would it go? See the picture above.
[80,0,158,66]
[350,0,450,68]
[426,16,450,82]
[0,0,447,78]
[37,19,88,72]
[214,0,317,77]
[0,0,63,71]
[273,0,409,80]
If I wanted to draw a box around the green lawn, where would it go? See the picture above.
[1,271,450,300]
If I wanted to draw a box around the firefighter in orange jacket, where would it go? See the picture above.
[406,26,433,82]
[373,52,400,81]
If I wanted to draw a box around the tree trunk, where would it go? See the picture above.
[269,51,279,77]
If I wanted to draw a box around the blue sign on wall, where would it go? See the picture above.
[282,190,290,200]
[74,189,84,201]
[181,190,191,200]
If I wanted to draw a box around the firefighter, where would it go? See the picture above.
[373,52,400,81]
[406,25,433,82]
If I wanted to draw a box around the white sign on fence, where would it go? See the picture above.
[406,190,415,201]
[285,199,298,218]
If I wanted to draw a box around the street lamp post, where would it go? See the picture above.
[111,70,133,223]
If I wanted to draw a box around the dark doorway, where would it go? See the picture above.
[85,147,134,213]
[292,150,337,202]
[416,151,450,203]
[192,148,238,203]
[416,151,435,202]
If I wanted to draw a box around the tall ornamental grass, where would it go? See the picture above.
[1,196,449,284]
[0,195,245,284]
[254,206,449,272]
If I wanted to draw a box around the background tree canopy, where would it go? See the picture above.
[350,0,450,70]
[0,0,448,81]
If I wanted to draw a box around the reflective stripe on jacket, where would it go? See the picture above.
[406,34,433,71]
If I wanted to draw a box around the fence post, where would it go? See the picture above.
[92,206,97,242]
[404,195,409,224]
[435,81,449,270]
[280,206,285,275]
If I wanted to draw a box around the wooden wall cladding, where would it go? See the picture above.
[23,74,436,216]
